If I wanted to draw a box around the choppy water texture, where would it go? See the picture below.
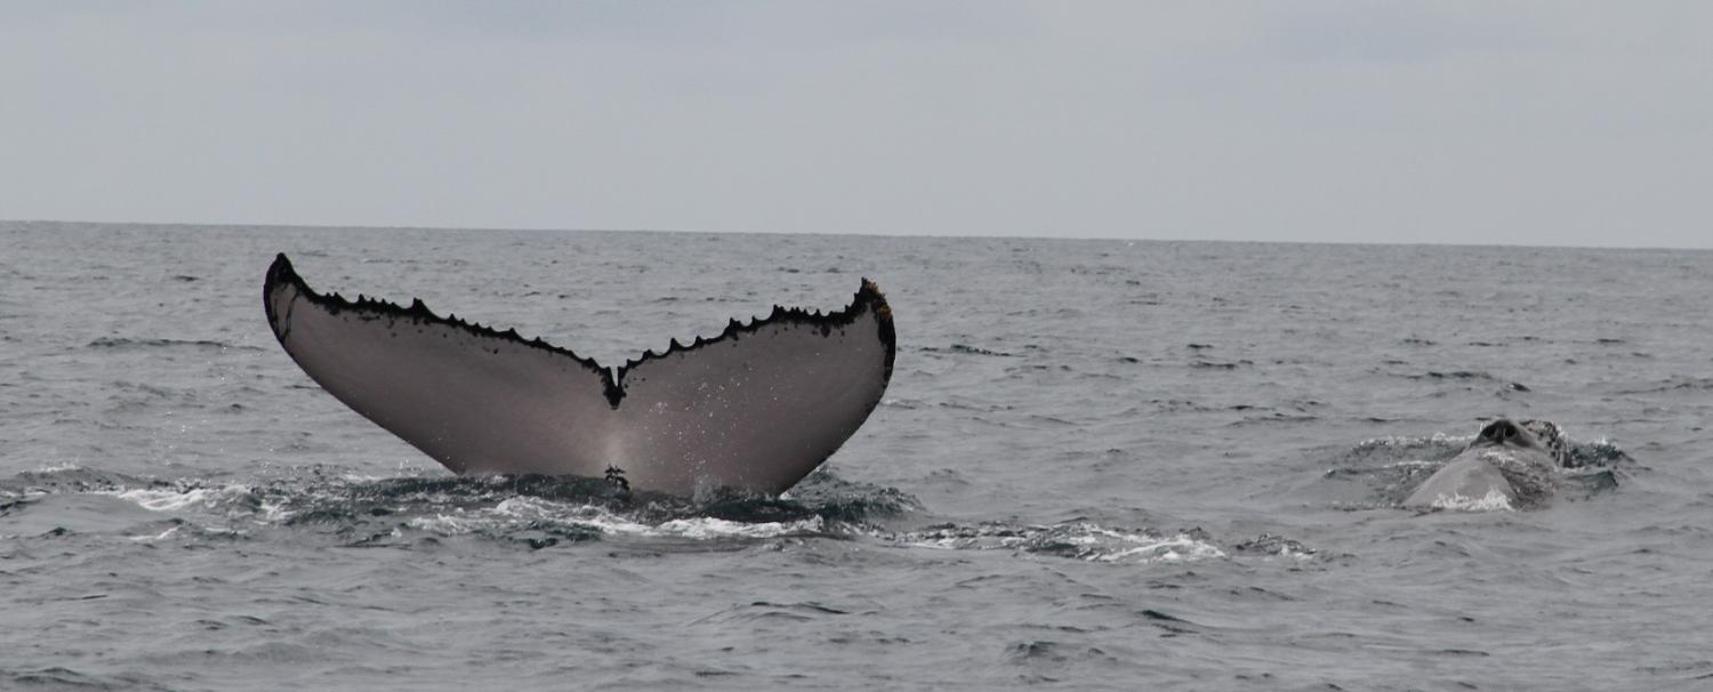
[3,221,1711,690]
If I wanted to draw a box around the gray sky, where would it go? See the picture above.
[3,2,1709,247]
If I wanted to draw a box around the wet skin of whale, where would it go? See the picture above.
[262,254,895,498]
[1403,419,1565,510]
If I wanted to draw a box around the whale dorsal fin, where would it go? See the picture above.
[262,254,895,496]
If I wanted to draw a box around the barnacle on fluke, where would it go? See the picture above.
[263,254,895,497]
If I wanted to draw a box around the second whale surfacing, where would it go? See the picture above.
[1403,418,1567,511]
[262,254,895,498]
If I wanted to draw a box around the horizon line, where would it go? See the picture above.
[4,217,1706,253]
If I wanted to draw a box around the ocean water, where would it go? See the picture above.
[2,221,1710,690]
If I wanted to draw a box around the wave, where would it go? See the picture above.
[1,467,1293,565]
[895,522,1229,564]
[1614,376,1713,395]
[85,337,262,351]
[1190,359,1251,370]
[918,343,1014,357]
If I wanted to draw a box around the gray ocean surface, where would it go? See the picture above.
[2,221,1710,690]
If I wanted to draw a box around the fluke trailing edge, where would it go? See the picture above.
[262,254,895,497]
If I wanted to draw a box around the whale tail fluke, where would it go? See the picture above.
[263,254,895,497]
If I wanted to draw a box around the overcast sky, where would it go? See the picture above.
[3,2,1708,247]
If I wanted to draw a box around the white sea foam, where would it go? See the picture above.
[108,484,252,512]
[1429,489,1515,512]
[128,525,180,542]
[404,513,482,535]
[89,480,1231,561]
[1089,531,1228,564]
[905,522,1226,564]
[390,496,826,540]
[1358,433,1474,449]
[652,515,824,539]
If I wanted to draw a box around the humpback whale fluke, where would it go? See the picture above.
[262,254,895,497]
